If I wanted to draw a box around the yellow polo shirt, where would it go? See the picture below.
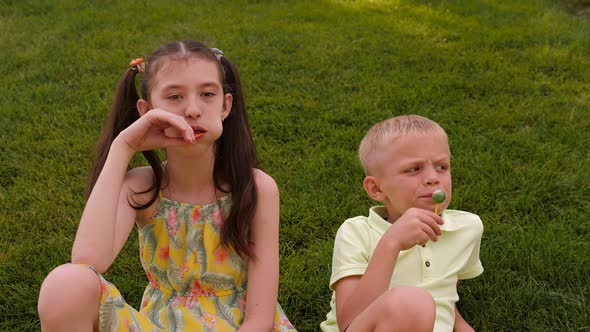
[320,206,484,332]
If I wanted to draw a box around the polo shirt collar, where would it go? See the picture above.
[367,206,391,235]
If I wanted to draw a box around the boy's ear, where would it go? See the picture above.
[363,176,385,202]
[137,99,150,117]
[222,93,233,121]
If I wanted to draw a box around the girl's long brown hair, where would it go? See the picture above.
[85,40,259,258]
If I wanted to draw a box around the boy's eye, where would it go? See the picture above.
[405,167,420,173]
[436,164,449,171]
[168,94,182,100]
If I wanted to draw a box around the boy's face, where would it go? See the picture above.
[364,131,452,222]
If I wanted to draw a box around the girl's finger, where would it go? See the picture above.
[160,136,194,147]
[147,110,194,142]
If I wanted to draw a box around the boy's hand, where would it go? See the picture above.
[384,208,444,251]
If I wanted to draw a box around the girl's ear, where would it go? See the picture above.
[137,99,150,117]
[363,176,385,202]
[221,93,233,121]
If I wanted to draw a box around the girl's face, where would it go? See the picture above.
[139,57,232,143]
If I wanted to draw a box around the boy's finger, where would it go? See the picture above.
[424,209,444,225]
[418,214,442,235]
[420,223,439,242]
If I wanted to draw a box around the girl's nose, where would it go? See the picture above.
[185,98,201,118]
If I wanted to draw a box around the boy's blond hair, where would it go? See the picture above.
[359,115,447,175]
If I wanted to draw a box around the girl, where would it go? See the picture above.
[38,39,296,332]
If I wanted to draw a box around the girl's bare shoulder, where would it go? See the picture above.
[252,168,279,195]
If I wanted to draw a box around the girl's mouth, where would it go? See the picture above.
[193,129,206,139]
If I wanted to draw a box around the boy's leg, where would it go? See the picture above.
[38,263,101,332]
[346,286,435,332]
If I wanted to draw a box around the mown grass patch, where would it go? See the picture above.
[1,1,589,331]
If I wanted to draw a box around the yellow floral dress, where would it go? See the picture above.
[94,194,297,331]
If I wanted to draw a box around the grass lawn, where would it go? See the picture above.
[1,0,589,331]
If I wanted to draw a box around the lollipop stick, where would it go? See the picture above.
[435,204,439,215]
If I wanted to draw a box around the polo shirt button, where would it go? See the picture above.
[425,261,430,267]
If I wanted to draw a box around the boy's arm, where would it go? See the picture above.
[454,281,475,332]
[454,217,484,332]
[334,208,443,330]
[334,236,402,330]
[454,305,475,332]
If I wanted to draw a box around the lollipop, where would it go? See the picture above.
[432,189,446,215]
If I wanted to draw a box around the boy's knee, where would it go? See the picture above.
[379,287,435,331]
[38,263,101,319]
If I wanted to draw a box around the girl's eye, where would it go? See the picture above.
[201,91,216,97]
[168,95,182,100]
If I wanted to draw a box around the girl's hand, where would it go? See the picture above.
[384,208,444,252]
[118,109,195,152]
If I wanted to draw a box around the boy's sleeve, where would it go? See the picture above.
[457,216,484,280]
[329,219,371,289]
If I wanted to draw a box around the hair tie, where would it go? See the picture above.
[129,57,146,73]
[211,48,224,61]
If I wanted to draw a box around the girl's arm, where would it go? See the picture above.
[71,109,195,273]
[238,169,280,332]
[71,137,139,273]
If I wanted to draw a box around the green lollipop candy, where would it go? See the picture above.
[432,190,446,204]
[432,190,446,214]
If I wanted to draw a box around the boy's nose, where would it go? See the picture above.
[426,177,440,185]
[424,168,440,185]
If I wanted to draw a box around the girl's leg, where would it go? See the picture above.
[346,286,436,332]
[38,263,101,332]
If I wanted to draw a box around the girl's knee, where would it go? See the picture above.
[38,263,101,320]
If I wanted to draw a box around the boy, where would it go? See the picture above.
[320,115,483,332]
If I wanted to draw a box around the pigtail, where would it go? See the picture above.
[214,55,260,259]
[85,67,163,210]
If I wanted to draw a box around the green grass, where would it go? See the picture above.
[1,0,589,331]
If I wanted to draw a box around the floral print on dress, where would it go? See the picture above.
[89,194,296,331]
[214,246,228,264]
[167,208,179,237]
